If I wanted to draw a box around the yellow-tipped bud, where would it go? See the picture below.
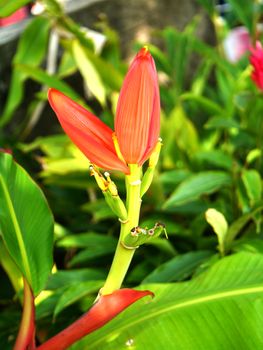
[90,165,108,191]
[104,172,118,196]
[90,166,128,221]
[140,139,162,197]
[149,138,162,168]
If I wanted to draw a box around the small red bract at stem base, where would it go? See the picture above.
[14,278,36,350]
[36,288,154,350]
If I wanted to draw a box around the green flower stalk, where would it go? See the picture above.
[101,164,142,294]
[48,47,161,295]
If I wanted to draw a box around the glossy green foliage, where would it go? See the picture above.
[164,171,231,208]
[227,0,255,34]
[142,250,213,283]
[0,16,50,127]
[53,280,104,318]
[0,153,54,295]
[1,1,263,349]
[74,252,263,349]
[57,233,118,266]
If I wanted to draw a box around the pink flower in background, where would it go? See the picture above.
[223,27,251,63]
[250,41,263,91]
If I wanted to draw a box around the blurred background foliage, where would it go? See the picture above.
[1,0,263,348]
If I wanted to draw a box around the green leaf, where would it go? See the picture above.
[72,40,106,106]
[233,238,263,255]
[205,208,228,239]
[0,154,53,295]
[147,44,171,75]
[16,64,81,101]
[246,149,262,165]
[46,269,106,290]
[205,208,228,255]
[164,171,231,208]
[160,169,192,193]
[163,105,199,164]
[82,199,116,221]
[81,46,124,91]
[57,232,117,249]
[191,36,236,74]
[54,280,104,318]
[57,232,118,266]
[36,289,66,321]
[42,172,91,189]
[0,72,24,127]
[19,135,70,156]
[205,116,240,129]
[162,25,196,92]
[68,245,116,267]
[145,238,176,256]
[0,17,50,126]
[196,0,215,15]
[0,0,31,17]
[142,251,213,283]
[190,61,213,96]
[0,239,23,295]
[173,105,199,154]
[13,18,50,66]
[194,150,233,170]
[181,93,223,115]
[227,0,254,34]
[242,169,262,206]
[58,51,78,78]
[234,91,253,111]
[75,252,263,349]
[225,203,263,245]
[40,158,89,176]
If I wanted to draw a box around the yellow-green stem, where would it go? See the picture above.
[101,164,142,295]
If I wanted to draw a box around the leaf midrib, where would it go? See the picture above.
[0,174,32,285]
[88,284,263,348]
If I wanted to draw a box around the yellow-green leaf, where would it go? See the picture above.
[72,40,106,106]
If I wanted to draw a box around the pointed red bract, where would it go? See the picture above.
[250,41,263,91]
[37,288,154,350]
[48,89,129,173]
[48,48,160,172]
[115,47,160,165]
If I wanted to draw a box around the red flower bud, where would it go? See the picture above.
[48,48,160,173]
[115,47,160,165]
